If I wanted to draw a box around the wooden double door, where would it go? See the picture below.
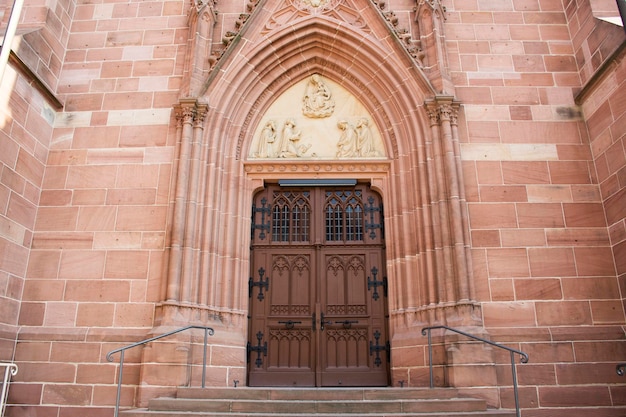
[248,184,389,387]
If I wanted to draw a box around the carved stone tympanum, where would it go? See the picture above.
[249,74,385,159]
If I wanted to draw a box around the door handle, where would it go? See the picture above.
[278,320,301,329]
[335,320,358,329]
[320,312,332,331]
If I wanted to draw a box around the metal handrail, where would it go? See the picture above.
[421,325,529,417]
[106,325,215,417]
[1,362,18,417]
[617,363,626,376]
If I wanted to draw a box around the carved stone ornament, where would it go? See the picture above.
[249,76,385,160]
[292,0,340,12]
[302,74,335,118]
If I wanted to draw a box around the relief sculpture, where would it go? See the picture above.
[355,118,379,157]
[336,118,380,158]
[254,119,313,158]
[254,120,277,158]
[336,120,358,157]
[302,74,335,118]
[301,0,330,8]
[249,75,385,160]
[278,119,312,157]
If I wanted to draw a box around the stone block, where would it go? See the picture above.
[14,362,76,384]
[77,363,116,385]
[91,384,135,407]
[39,190,72,206]
[43,303,78,327]
[34,207,79,232]
[72,189,107,205]
[546,228,610,247]
[574,247,616,276]
[471,229,501,247]
[514,278,562,300]
[573,340,626,362]
[502,161,550,183]
[468,203,517,228]
[106,188,158,206]
[76,206,116,232]
[51,342,101,363]
[538,385,612,407]
[527,184,573,203]
[489,278,515,301]
[556,362,624,385]
[6,383,44,405]
[501,229,546,247]
[23,280,64,302]
[14,341,51,362]
[517,203,565,228]
[549,161,593,184]
[499,385,539,409]
[113,303,154,327]
[476,161,503,184]
[516,363,556,385]
[528,247,576,277]
[487,248,530,277]
[119,125,168,147]
[536,301,592,326]
[590,300,626,323]
[446,363,498,387]
[140,363,189,387]
[483,302,536,327]
[60,250,106,279]
[115,206,167,231]
[479,185,528,202]
[520,341,574,363]
[104,250,149,279]
[18,302,46,326]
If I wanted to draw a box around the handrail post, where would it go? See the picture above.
[1,362,18,417]
[510,351,520,417]
[426,328,434,388]
[113,351,125,417]
[202,327,208,388]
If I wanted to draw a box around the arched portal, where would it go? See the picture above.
[160,0,478,388]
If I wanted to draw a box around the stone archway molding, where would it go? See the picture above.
[153,1,481,393]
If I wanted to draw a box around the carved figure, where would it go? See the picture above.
[279,119,311,157]
[255,120,277,157]
[302,74,335,118]
[356,118,378,157]
[336,120,358,157]
[302,0,330,7]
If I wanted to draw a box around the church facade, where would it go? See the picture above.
[1,0,625,415]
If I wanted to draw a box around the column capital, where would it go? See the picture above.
[424,95,461,125]
[175,98,209,126]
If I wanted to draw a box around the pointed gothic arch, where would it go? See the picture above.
[161,0,479,385]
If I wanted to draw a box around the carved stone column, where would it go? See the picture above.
[167,99,208,303]
[425,104,447,307]
[424,96,478,325]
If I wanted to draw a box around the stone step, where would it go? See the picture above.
[175,387,462,401]
[146,397,487,414]
[122,411,516,417]
[120,387,517,417]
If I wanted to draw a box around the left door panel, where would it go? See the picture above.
[248,249,317,386]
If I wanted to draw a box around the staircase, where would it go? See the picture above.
[121,387,516,417]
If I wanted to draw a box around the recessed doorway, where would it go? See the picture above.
[247,182,389,387]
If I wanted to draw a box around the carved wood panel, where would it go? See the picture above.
[248,184,388,387]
